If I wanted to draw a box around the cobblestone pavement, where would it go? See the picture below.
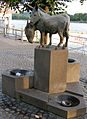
[0,35,87,119]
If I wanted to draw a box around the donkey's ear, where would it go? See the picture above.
[35,3,38,11]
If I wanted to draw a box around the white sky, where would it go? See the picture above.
[66,0,87,15]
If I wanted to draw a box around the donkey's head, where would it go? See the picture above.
[25,20,35,43]
[30,4,42,25]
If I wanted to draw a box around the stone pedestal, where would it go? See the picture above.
[34,47,68,93]
[2,70,34,97]
[67,59,80,83]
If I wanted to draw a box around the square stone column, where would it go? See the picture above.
[67,60,80,83]
[34,47,68,93]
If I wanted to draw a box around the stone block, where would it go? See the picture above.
[67,59,80,83]
[2,69,34,97]
[34,47,68,93]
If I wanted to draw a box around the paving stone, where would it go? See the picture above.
[23,116,29,119]
[5,108,10,112]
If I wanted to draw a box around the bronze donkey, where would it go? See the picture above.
[25,5,70,48]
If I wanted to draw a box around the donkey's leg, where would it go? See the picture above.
[49,34,52,45]
[57,33,64,47]
[44,33,48,45]
[40,32,45,47]
[65,32,69,47]
[47,33,52,46]
[63,31,69,48]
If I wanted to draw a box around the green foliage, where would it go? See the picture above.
[31,0,68,14]
[0,0,69,14]
[0,0,21,2]
[80,0,87,4]
[70,13,87,22]
[0,0,87,15]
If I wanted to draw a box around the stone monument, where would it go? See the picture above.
[2,5,86,119]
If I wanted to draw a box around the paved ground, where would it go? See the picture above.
[0,34,87,118]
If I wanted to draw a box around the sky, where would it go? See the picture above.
[66,0,87,15]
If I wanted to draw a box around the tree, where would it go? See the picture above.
[70,13,87,22]
[0,0,87,14]
[34,0,68,14]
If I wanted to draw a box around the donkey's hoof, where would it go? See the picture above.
[55,45,64,50]
[36,45,40,48]
[57,43,63,48]
[46,44,51,48]
[62,44,67,49]
[36,45,41,48]
[55,46,58,50]
[58,44,60,47]
[37,45,45,48]
[62,46,65,49]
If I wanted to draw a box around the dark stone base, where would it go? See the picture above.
[16,83,86,119]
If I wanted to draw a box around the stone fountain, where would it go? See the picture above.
[2,46,86,119]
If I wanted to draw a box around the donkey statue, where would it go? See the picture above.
[25,5,70,48]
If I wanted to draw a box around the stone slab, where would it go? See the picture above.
[2,69,34,98]
[16,88,48,110]
[34,47,68,93]
[16,89,86,119]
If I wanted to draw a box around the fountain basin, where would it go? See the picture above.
[57,94,80,107]
[68,58,76,63]
[10,69,33,76]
